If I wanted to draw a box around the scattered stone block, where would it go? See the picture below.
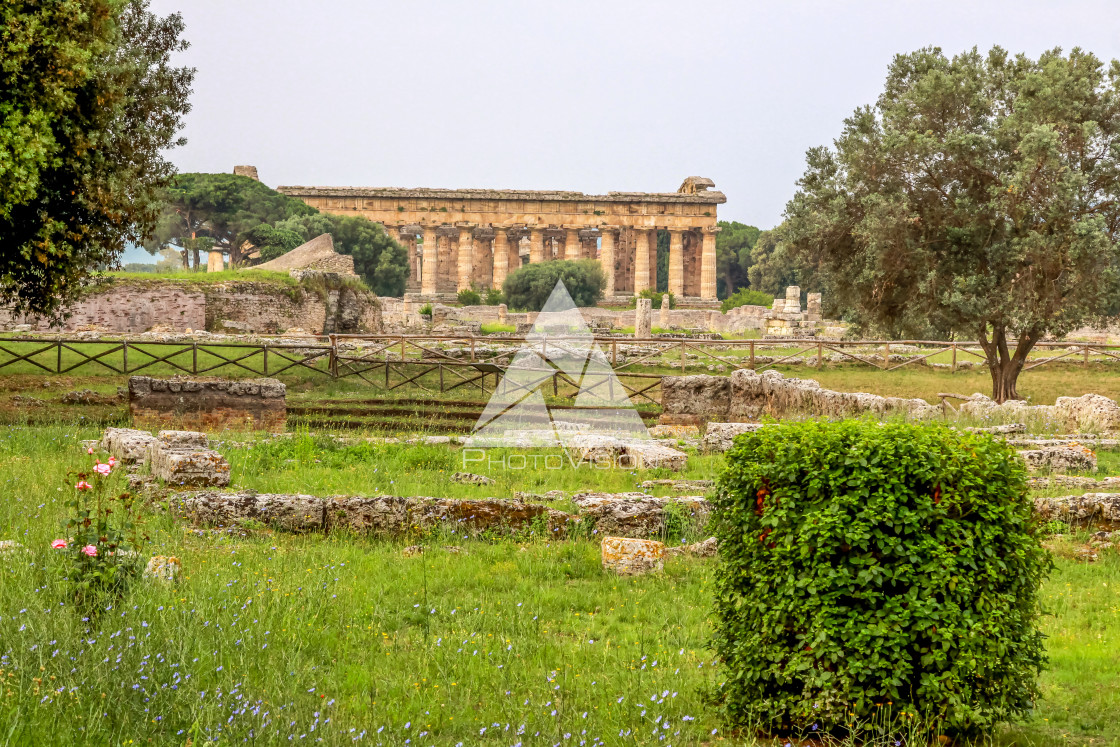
[129,376,286,431]
[666,537,718,558]
[451,472,495,486]
[402,545,424,557]
[158,430,209,450]
[569,435,687,471]
[574,492,710,537]
[638,479,714,492]
[1034,493,1120,529]
[151,448,231,487]
[100,427,160,464]
[601,536,665,575]
[702,422,766,453]
[965,423,1027,434]
[1054,394,1120,432]
[1019,446,1097,474]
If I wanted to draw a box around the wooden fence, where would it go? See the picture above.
[0,335,1115,404]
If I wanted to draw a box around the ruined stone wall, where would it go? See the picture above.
[0,278,382,335]
[129,376,286,431]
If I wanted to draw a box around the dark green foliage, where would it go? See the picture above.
[243,225,304,262]
[483,287,504,305]
[628,288,675,309]
[720,287,774,312]
[502,260,605,311]
[273,213,409,297]
[747,228,816,297]
[149,173,316,268]
[716,221,762,299]
[784,47,1120,402]
[0,0,194,316]
[457,288,482,306]
[713,420,1050,738]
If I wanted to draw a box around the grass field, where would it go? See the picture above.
[0,425,1119,745]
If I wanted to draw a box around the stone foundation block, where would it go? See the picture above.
[1019,446,1097,474]
[601,536,665,575]
[100,428,160,463]
[129,376,286,431]
[151,448,231,487]
[702,422,766,453]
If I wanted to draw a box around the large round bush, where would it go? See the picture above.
[712,420,1050,737]
[501,259,604,311]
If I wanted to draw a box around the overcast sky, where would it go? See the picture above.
[151,0,1120,230]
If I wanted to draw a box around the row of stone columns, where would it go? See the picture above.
[393,224,719,300]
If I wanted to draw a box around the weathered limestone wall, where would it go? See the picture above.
[661,369,940,423]
[0,278,382,335]
[129,376,287,431]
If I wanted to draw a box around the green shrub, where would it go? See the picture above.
[483,287,504,306]
[713,420,1050,738]
[502,260,605,311]
[720,287,774,312]
[418,303,432,317]
[457,288,482,306]
[627,288,675,309]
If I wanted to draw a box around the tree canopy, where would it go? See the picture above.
[502,260,605,311]
[0,0,194,316]
[715,221,761,298]
[273,213,409,297]
[147,173,316,268]
[784,46,1120,401]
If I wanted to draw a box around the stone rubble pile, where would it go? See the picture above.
[960,392,1120,432]
[568,435,687,471]
[701,422,767,453]
[100,427,230,487]
[600,536,665,575]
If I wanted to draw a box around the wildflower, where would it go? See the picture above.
[93,463,111,476]
[76,481,92,491]
[87,447,94,455]
[51,539,67,549]
[81,545,97,557]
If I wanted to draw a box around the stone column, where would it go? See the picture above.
[457,224,474,292]
[530,228,545,264]
[207,250,224,272]
[492,228,510,290]
[668,230,684,296]
[659,295,671,328]
[634,298,652,338]
[700,227,719,300]
[421,225,439,296]
[600,227,617,296]
[634,229,651,294]
[564,227,581,260]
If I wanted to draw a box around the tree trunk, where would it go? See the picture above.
[179,248,190,269]
[977,323,1039,403]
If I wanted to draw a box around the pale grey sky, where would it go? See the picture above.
[151,0,1120,229]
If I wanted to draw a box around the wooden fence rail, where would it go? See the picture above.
[0,335,1115,401]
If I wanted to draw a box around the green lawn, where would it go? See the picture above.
[0,425,1118,745]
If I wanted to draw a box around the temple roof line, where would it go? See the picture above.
[275,185,727,205]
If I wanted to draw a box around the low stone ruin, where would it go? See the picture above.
[960,392,1120,432]
[174,491,572,535]
[100,427,230,487]
[661,369,939,423]
[572,492,710,537]
[129,376,286,431]
[1018,446,1097,474]
[1034,493,1120,529]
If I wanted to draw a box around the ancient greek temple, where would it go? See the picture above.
[277,177,725,303]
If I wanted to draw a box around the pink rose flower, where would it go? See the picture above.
[86,447,94,455]
[93,463,111,476]
[76,480,92,491]
[108,456,116,467]
[81,545,97,557]
[51,539,67,549]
